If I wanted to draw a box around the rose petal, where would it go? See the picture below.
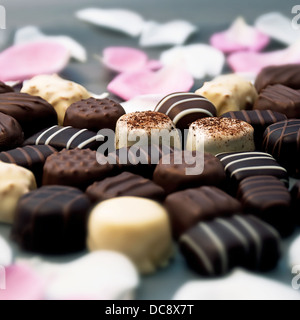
[0,41,70,82]
[14,26,87,62]
[146,60,163,71]
[210,17,270,53]
[121,94,164,113]
[227,41,300,75]
[160,44,225,79]
[0,264,46,300]
[107,64,194,101]
[255,12,300,45]
[102,47,148,73]
[76,8,145,37]
[139,20,197,47]
[0,235,13,267]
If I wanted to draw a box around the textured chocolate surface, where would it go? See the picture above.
[0,92,57,138]
[0,81,14,94]
[63,97,126,131]
[216,151,289,194]
[11,185,91,254]
[164,186,242,239]
[179,215,281,276]
[153,151,226,194]
[42,148,114,191]
[263,120,300,178]
[86,171,165,203]
[0,112,24,151]
[221,110,287,149]
[24,125,105,151]
[0,145,57,186]
[254,84,300,119]
[237,176,293,237]
[155,92,217,131]
[255,64,300,93]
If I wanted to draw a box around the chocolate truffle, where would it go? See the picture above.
[63,97,126,132]
[164,186,242,239]
[87,197,174,274]
[0,81,14,94]
[254,84,300,119]
[263,119,300,177]
[115,111,182,150]
[0,112,24,151]
[24,125,105,151]
[154,92,217,131]
[0,145,57,186]
[237,176,293,237]
[21,74,91,125]
[186,117,255,155]
[0,162,37,224]
[153,150,226,194]
[179,215,281,276]
[195,74,258,116]
[255,64,300,93]
[42,148,114,191]
[221,110,287,150]
[11,186,91,254]
[0,92,57,138]
[86,172,165,203]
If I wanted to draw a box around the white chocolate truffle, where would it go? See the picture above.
[87,197,174,274]
[115,111,182,150]
[0,235,13,266]
[21,74,91,125]
[195,74,258,116]
[186,117,255,155]
[0,162,37,224]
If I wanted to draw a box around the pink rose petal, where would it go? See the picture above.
[107,64,194,101]
[227,42,300,75]
[0,41,70,82]
[0,264,46,300]
[146,59,163,71]
[210,17,270,53]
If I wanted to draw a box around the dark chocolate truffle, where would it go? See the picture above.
[0,81,14,94]
[0,112,24,151]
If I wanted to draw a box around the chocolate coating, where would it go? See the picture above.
[179,215,281,276]
[24,125,105,151]
[255,64,300,93]
[63,97,126,132]
[42,148,114,191]
[0,145,57,186]
[0,92,57,138]
[11,186,91,254]
[237,176,293,237]
[221,110,287,150]
[153,150,226,194]
[0,112,24,151]
[164,186,242,239]
[263,120,300,178]
[0,81,14,94]
[254,84,300,119]
[86,171,165,203]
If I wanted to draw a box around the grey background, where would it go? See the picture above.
[0,0,299,300]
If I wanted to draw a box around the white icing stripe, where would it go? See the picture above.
[172,108,214,125]
[35,125,58,145]
[165,98,210,116]
[217,152,274,162]
[199,223,228,274]
[233,216,262,268]
[224,156,276,171]
[45,126,72,145]
[180,235,214,275]
[77,134,104,149]
[66,129,88,149]
[231,166,287,178]
[155,93,201,111]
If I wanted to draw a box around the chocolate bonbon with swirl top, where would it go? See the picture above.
[0,112,24,151]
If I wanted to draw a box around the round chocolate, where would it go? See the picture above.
[263,119,300,178]
[154,92,217,131]
[42,148,114,191]
[0,112,24,151]
[11,185,91,254]
[63,97,126,131]
[0,92,58,138]
[0,81,14,94]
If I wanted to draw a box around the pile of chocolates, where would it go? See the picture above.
[0,65,299,279]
